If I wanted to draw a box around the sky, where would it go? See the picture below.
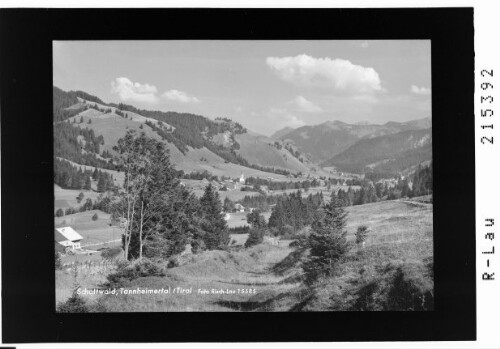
[54,40,431,136]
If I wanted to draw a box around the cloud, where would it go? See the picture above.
[266,54,383,94]
[290,96,322,113]
[267,108,306,128]
[110,77,202,105]
[410,85,431,95]
[111,77,159,104]
[162,89,200,104]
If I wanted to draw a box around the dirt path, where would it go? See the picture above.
[59,243,300,312]
[142,244,298,312]
[195,245,297,311]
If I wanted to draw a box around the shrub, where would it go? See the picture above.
[106,259,166,288]
[92,213,99,221]
[57,287,89,313]
[167,256,180,268]
[289,235,309,249]
[247,209,266,229]
[355,225,369,245]
[55,208,64,217]
[278,225,294,237]
[348,262,434,311]
[280,232,295,240]
[88,297,109,312]
[351,281,382,311]
[101,247,122,260]
[281,227,310,241]
[55,251,62,270]
[191,239,206,254]
[245,228,264,248]
[76,192,84,204]
[268,227,280,237]
[65,207,77,215]
[228,226,250,235]
[386,266,434,311]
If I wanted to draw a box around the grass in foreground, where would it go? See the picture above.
[56,198,433,312]
[254,199,433,311]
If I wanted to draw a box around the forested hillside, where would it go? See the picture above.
[278,118,431,163]
[322,128,432,175]
[54,86,316,175]
[54,122,115,169]
[54,86,431,180]
[54,157,115,191]
[53,87,108,122]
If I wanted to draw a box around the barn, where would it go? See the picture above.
[55,226,83,253]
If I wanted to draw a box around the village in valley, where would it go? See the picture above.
[55,169,411,261]
[54,137,432,312]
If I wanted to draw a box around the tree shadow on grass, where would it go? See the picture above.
[288,294,314,312]
[215,280,278,286]
[212,292,290,312]
[212,284,316,312]
[242,270,270,275]
[212,299,271,311]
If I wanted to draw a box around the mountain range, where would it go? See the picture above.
[54,86,431,178]
[271,117,431,163]
[321,128,432,174]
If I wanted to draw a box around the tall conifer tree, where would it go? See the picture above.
[198,184,230,250]
[303,197,350,283]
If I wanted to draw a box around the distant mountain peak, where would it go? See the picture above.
[270,126,295,140]
[354,120,371,125]
[384,116,431,128]
[331,120,347,125]
[321,120,347,130]
[275,116,432,163]
[321,128,432,174]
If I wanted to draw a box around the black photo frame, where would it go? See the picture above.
[0,7,475,343]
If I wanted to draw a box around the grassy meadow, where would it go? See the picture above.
[54,184,104,212]
[269,198,434,311]
[68,109,295,181]
[56,197,433,312]
[55,208,121,267]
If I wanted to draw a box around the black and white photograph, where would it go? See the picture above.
[53,40,434,312]
[0,4,483,345]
